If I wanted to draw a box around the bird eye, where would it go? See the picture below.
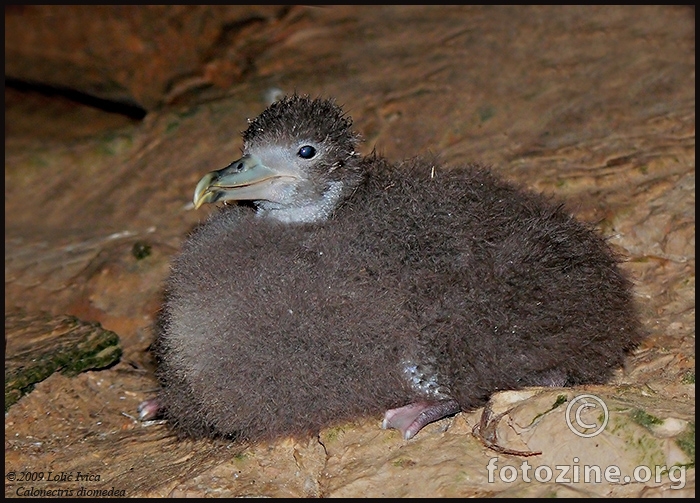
[298,145,316,159]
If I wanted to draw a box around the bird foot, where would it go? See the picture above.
[382,399,461,440]
[137,397,164,421]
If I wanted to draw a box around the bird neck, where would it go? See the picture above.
[255,181,346,224]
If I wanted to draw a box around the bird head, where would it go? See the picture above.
[193,95,365,223]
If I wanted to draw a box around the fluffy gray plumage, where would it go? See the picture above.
[148,95,644,442]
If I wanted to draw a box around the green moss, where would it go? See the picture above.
[392,457,416,468]
[4,315,122,411]
[609,414,665,467]
[552,394,568,408]
[675,422,695,468]
[632,434,667,469]
[598,412,607,425]
[630,409,663,428]
[681,371,695,384]
[132,241,152,260]
[322,426,345,443]
[608,416,622,434]
[529,394,568,426]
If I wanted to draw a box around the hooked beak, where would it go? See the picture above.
[193,154,298,209]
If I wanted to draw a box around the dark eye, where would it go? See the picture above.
[298,145,316,159]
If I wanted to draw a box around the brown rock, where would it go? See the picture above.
[5,5,290,109]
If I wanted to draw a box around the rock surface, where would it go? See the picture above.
[5,5,695,497]
[4,310,122,410]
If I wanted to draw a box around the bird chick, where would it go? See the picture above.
[140,94,644,443]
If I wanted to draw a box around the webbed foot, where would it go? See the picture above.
[382,399,461,440]
[137,397,164,421]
